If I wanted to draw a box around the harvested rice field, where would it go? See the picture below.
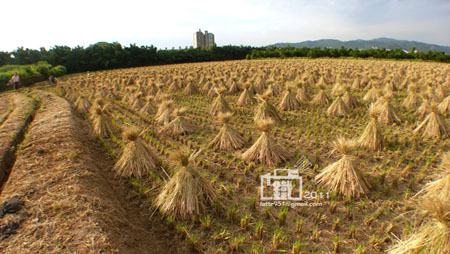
[1,58,450,253]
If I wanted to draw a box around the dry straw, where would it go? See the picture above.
[237,87,256,106]
[312,87,330,105]
[438,95,450,115]
[383,82,395,98]
[155,152,218,220]
[208,112,245,150]
[254,95,282,123]
[168,80,180,92]
[296,84,310,102]
[228,81,242,94]
[279,85,300,111]
[202,81,213,93]
[414,105,449,139]
[376,100,401,125]
[262,83,280,97]
[387,199,450,254]
[139,97,156,115]
[440,151,450,171]
[58,86,67,97]
[68,88,78,102]
[352,76,361,89]
[315,136,370,198]
[183,82,199,95]
[416,96,431,118]
[113,128,160,179]
[331,83,344,97]
[131,95,144,110]
[358,104,384,150]
[210,90,232,116]
[402,91,421,109]
[435,84,446,101]
[74,96,91,114]
[160,107,194,135]
[417,174,450,205]
[415,153,450,209]
[327,96,348,117]
[155,100,173,125]
[426,85,439,103]
[363,87,379,102]
[242,120,290,166]
[92,107,116,138]
[342,88,359,108]
[107,90,118,100]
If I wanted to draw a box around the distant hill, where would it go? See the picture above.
[270,37,450,54]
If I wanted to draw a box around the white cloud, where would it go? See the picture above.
[1,0,449,51]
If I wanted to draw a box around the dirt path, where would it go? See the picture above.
[0,93,36,189]
[0,94,14,127]
[0,90,190,253]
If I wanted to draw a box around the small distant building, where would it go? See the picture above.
[193,29,215,49]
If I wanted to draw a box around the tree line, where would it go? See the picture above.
[0,43,253,74]
[249,46,450,62]
[0,42,449,76]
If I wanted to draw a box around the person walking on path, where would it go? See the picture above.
[8,72,21,90]
[49,75,58,85]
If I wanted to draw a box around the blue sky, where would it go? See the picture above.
[2,0,449,51]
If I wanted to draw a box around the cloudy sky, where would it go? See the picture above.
[2,0,450,51]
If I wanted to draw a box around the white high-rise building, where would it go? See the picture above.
[193,29,215,49]
[193,29,205,49]
[205,30,215,48]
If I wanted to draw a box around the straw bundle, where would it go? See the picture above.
[254,96,282,123]
[237,88,256,106]
[414,106,449,139]
[315,137,370,198]
[155,153,218,220]
[312,88,330,105]
[358,104,384,150]
[113,129,160,179]
[242,120,290,166]
[210,93,232,116]
[208,112,245,150]
[279,87,300,111]
[327,96,348,117]
[160,107,194,135]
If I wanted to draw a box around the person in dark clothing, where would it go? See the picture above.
[49,75,58,85]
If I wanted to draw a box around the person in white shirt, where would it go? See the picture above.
[8,72,21,90]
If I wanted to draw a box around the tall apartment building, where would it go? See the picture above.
[205,30,215,48]
[193,29,215,49]
[193,29,205,49]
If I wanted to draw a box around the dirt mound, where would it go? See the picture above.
[0,93,36,186]
[0,91,189,253]
[0,94,14,126]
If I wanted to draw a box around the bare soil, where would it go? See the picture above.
[0,90,190,253]
[0,93,36,187]
[0,94,14,126]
